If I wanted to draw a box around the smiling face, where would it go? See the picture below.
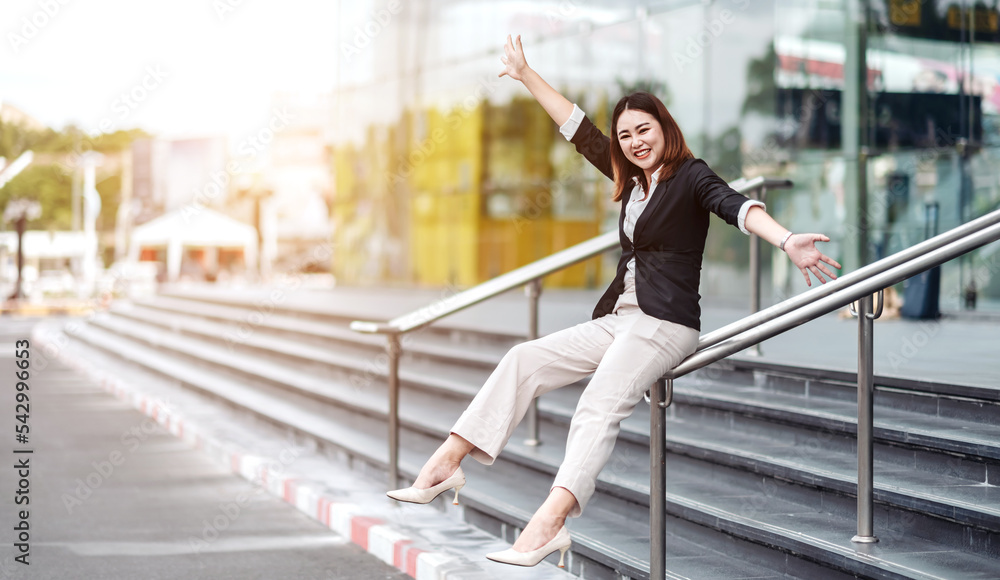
[607,91,693,202]
[616,108,665,180]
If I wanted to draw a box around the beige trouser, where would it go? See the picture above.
[450,279,699,517]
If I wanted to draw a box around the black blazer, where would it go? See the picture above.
[570,114,752,331]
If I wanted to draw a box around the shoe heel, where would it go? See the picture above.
[452,483,464,505]
[557,545,569,568]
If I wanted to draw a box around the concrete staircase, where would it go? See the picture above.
[55,289,1000,579]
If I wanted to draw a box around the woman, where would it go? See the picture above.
[387,34,841,568]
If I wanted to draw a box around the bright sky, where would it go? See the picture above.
[0,0,350,140]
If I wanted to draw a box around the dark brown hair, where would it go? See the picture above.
[610,91,693,202]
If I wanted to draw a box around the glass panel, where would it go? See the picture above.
[865,0,1000,309]
[327,0,999,303]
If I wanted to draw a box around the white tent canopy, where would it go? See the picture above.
[128,207,258,282]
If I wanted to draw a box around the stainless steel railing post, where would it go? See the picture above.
[748,185,766,356]
[386,333,402,491]
[524,278,543,446]
[649,378,670,579]
[852,291,881,544]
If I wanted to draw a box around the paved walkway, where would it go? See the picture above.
[164,282,1000,389]
[0,317,408,580]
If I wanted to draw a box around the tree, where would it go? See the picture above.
[0,120,148,235]
[0,164,73,230]
[0,121,80,159]
[741,41,777,118]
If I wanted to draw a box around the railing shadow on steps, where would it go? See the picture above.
[351,184,1000,578]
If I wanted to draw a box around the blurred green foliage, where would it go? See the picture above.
[1,120,147,232]
[0,121,147,159]
[0,121,74,158]
[741,41,777,118]
[0,163,73,229]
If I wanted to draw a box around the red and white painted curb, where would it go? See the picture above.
[33,329,466,580]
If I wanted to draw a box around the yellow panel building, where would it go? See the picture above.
[332,97,609,289]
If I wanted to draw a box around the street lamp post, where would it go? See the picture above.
[3,199,42,301]
[235,178,273,282]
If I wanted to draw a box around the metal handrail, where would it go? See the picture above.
[351,175,792,336]
[350,230,617,335]
[646,208,1000,579]
[667,213,1000,380]
[352,176,791,488]
[698,207,1000,351]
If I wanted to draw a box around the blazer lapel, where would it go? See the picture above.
[633,178,669,241]
[619,187,632,245]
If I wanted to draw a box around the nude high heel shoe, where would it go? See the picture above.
[386,467,466,505]
[485,526,571,568]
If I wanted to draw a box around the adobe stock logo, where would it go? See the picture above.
[672,0,750,72]
[7,0,72,55]
[105,66,169,131]
[340,1,403,62]
[212,0,247,20]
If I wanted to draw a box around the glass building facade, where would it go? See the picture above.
[329,0,1000,310]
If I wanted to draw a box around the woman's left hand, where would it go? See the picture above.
[784,234,842,286]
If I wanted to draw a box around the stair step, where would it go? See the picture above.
[719,358,1000,404]
[102,306,488,398]
[114,302,1000,466]
[676,379,1000,462]
[157,288,529,345]
[137,295,1000,432]
[63,323,849,580]
[129,297,507,369]
[90,311,1000,532]
[63,318,1000,579]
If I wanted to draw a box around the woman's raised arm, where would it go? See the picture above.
[499,34,574,126]
[499,34,614,180]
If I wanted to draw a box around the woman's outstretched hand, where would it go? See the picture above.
[495,33,575,126]
[784,234,842,286]
[498,34,529,81]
